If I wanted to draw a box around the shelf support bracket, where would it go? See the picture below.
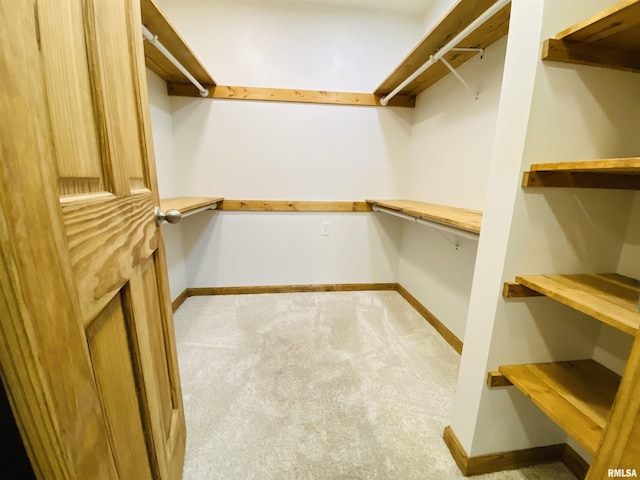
[439,55,478,100]
[450,47,485,58]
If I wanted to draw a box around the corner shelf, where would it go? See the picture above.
[522,157,640,190]
[542,0,640,74]
[160,197,223,217]
[367,199,482,237]
[375,0,511,98]
[140,0,216,88]
[503,273,640,336]
[497,360,621,456]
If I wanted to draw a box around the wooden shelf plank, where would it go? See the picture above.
[159,197,223,215]
[167,84,415,108]
[367,199,482,234]
[375,0,510,97]
[140,0,216,86]
[522,158,640,190]
[542,0,640,73]
[220,200,371,212]
[499,360,621,456]
[514,274,640,335]
[529,158,640,173]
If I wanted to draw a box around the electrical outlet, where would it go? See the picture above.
[321,222,331,236]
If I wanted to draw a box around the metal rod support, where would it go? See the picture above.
[380,0,510,105]
[439,56,478,100]
[372,205,479,241]
[142,25,209,97]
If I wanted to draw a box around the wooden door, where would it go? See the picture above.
[0,0,185,478]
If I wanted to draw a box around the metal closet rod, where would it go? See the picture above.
[142,25,209,97]
[380,0,511,106]
[372,205,478,241]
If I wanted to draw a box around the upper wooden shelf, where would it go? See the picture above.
[160,197,223,216]
[504,273,640,335]
[140,0,216,87]
[367,199,482,235]
[522,157,640,190]
[499,359,621,456]
[375,0,511,98]
[542,0,640,74]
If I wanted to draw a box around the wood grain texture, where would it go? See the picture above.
[0,2,117,476]
[542,38,640,74]
[514,274,640,335]
[62,192,158,325]
[38,0,104,187]
[375,0,510,96]
[557,0,640,45]
[396,284,463,354]
[220,200,372,212]
[140,0,215,85]
[587,334,640,478]
[160,197,223,214]
[189,284,398,296]
[486,371,513,387]
[542,0,640,73]
[168,84,416,107]
[523,158,640,190]
[530,157,640,173]
[502,282,544,298]
[368,199,482,234]
[85,295,153,479]
[84,0,141,195]
[499,360,621,455]
[443,425,566,476]
[523,171,640,189]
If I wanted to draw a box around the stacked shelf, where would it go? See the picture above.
[494,5,640,474]
[542,0,640,74]
[522,158,640,190]
[367,199,482,236]
[504,274,640,335]
[498,360,621,456]
[497,273,639,458]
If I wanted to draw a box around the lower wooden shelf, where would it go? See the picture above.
[159,197,223,216]
[504,273,640,336]
[499,359,621,456]
[367,199,482,236]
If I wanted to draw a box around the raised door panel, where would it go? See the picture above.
[86,294,154,479]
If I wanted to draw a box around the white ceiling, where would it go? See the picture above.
[227,0,434,15]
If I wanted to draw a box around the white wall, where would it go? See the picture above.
[451,0,640,458]
[397,34,507,340]
[147,68,188,301]
[158,0,423,288]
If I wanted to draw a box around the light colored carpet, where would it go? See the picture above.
[174,291,575,479]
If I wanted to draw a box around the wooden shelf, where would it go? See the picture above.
[504,274,640,336]
[542,0,640,74]
[375,0,510,98]
[159,197,223,216]
[523,157,640,189]
[367,199,482,235]
[499,360,621,456]
[141,0,216,88]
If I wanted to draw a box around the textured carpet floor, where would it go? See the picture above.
[173,291,575,479]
